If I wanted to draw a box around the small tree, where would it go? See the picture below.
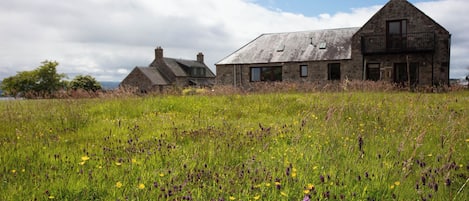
[69,75,102,92]
[0,61,66,97]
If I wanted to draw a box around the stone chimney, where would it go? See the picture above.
[197,52,204,63]
[155,46,163,61]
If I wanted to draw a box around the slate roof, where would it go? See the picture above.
[217,27,360,65]
[136,67,170,85]
[162,58,215,77]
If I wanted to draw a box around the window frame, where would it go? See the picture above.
[300,65,308,77]
[328,63,341,80]
[366,63,381,81]
[250,66,282,82]
[386,19,408,49]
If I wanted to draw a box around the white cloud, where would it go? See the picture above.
[0,0,467,82]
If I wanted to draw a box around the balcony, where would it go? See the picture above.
[361,32,435,54]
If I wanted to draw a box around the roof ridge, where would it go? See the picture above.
[261,27,361,35]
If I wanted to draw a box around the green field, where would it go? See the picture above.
[1,92,468,200]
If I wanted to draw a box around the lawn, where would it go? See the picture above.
[1,91,468,200]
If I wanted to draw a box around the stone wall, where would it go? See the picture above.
[120,68,153,91]
[350,0,451,85]
[216,60,353,87]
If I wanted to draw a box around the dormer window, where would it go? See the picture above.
[191,67,205,77]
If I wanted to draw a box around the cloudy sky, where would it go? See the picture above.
[1,0,468,81]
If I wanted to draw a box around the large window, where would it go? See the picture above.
[300,65,308,77]
[394,63,418,85]
[328,63,341,80]
[250,67,282,82]
[366,63,380,81]
[387,20,407,49]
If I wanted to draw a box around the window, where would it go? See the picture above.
[328,63,341,80]
[300,65,308,77]
[387,20,407,49]
[394,63,418,85]
[191,67,206,77]
[319,42,327,49]
[366,63,380,81]
[250,67,282,82]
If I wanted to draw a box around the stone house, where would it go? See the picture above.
[121,47,215,92]
[216,0,451,87]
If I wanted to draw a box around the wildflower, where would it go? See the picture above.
[280,191,287,196]
[229,196,236,200]
[11,169,16,173]
[159,173,165,177]
[304,189,310,194]
[390,185,395,189]
[115,181,123,188]
[394,181,400,186]
[466,139,469,142]
[265,182,271,187]
[81,156,90,161]
[115,162,122,166]
[131,158,137,164]
[48,195,55,199]
[253,195,260,200]
[79,161,86,165]
[307,183,314,190]
[138,183,145,189]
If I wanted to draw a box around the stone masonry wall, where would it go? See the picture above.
[350,0,451,85]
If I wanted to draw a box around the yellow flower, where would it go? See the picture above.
[11,169,16,173]
[390,185,395,189]
[115,162,122,166]
[304,189,310,194]
[48,195,55,199]
[229,196,236,200]
[394,181,400,186]
[131,158,137,164]
[275,181,281,186]
[79,161,86,165]
[280,191,288,196]
[159,173,165,177]
[81,156,90,161]
[265,183,271,187]
[307,183,314,190]
[115,181,123,188]
[138,183,145,189]
[465,139,469,142]
[253,195,260,200]
[292,172,297,178]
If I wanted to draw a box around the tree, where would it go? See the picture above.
[0,61,66,97]
[69,75,102,92]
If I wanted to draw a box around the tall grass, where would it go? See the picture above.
[0,91,468,200]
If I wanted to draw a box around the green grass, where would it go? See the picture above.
[1,92,468,200]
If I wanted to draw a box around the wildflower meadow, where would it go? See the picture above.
[1,91,468,200]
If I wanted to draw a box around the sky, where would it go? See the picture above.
[0,0,468,82]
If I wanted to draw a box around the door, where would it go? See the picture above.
[394,63,418,85]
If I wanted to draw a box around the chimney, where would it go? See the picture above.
[155,46,163,61]
[197,52,204,63]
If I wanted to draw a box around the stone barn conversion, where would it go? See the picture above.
[121,47,215,92]
[216,0,451,87]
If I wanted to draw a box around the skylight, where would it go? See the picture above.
[319,42,327,49]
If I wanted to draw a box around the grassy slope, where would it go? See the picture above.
[0,92,468,200]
